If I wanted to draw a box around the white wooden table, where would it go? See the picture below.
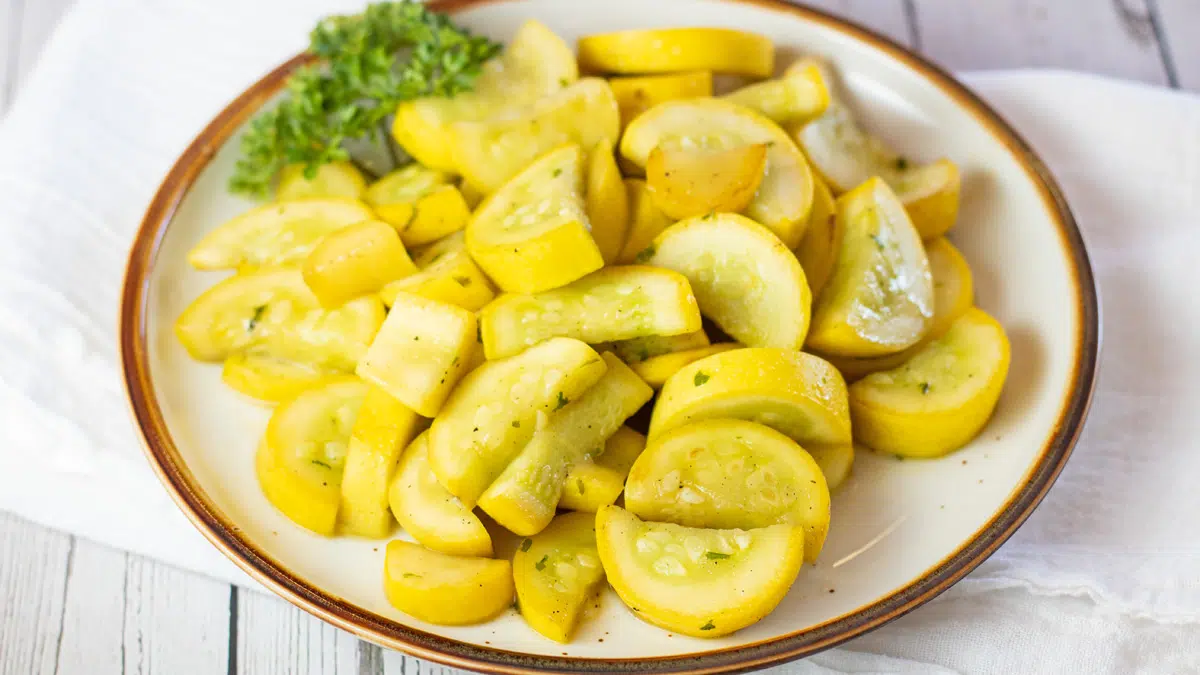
[1,1,1197,673]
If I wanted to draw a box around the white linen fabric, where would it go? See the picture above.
[1,1,1197,672]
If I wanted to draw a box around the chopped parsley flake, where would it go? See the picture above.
[554,391,569,410]
[870,234,886,251]
[453,275,471,286]
[693,371,711,386]
[576,478,586,495]
[311,459,332,469]
[634,244,656,263]
[511,420,521,428]
[520,538,532,552]
[402,572,422,579]
[535,555,549,571]
[700,620,715,631]
[246,305,267,332]
[704,551,730,560]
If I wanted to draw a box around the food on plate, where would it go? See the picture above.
[625,419,830,562]
[513,511,607,643]
[364,166,472,247]
[609,71,713,130]
[621,98,814,248]
[255,377,368,535]
[578,28,774,78]
[616,178,675,264]
[221,353,343,404]
[609,330,710,364]
[410,230,467,268]
[479,266,702,360]
[302,219,418,307]
[596,505,805,638]
[807,443,856,491]
[849,308,1011,458]
[806,177,934,357]
[642,213,811,349]
[383,540,513,625]
[187,199,375,270]
[723,62,829,127]
[338,385,425,538]
[629,343,740,389]
[793,173,840,299]
[389,432,493,557]
[427,338,608,507]
[450,79,620,193]
[175,265,383,369]
[276,161,366,201]
[356,292,477,417]
[649,347,851,447]
[585,139,630,264]
[479,353,652,535]
[559,426,647,513]
[465,144,605,293]
[646,143,767,220]
[378,245,496,312]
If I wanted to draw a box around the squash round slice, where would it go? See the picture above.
[560,426,647,513]
[807,177,933,358]
[480,266,702,360]
[379,250,496,312]
[389,432,492,557]
[649,347,851,447]
[586,140,630,264]
[610,330,710,364]
[621,99,813,248]
[302,219,417,308]
[596,506,805,638]
[821,237,975,380]
[513,512,606,643]
[625,420,830,563]
[175,266,384,370]
[450,79,620,194]
[411,230,466,268]
[256,378,368,535]
[630,343,740,390]
[579,28,774,78]
[646,144,767,220]
[365,166,471,247]
[276,161,366,201]
[609,71,713,130]
[392,19,578,172]
[807,444,855,491]
[643,213,811,349]
[338,386,424,538]
[722,62,830,127]
[427,338,608,507]
[221,353,343,404]
[796,105,961,239]
[849,308,1011,458]
[794,173,841,300]
[187,199,374,270]
[383,540,513,626]
[466,144,604,294]
[616,179,674,264]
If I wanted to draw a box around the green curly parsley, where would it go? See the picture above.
[230,1,502,198]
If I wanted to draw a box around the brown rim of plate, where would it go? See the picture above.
[118,0,1099,672]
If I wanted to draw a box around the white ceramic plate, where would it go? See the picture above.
[119,0,1098,671]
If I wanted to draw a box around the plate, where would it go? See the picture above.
[119,0,1099,671]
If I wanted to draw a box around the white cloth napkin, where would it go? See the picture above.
[2,1,1199,672]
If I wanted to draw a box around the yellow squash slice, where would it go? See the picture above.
[221,352,343,404]
[621,99,813,248]
[625,419,829,563]
[513,512,606,643]
[586,139,630,264]
[383,540,513,626]
[175,266,384,370]
[187,199,374,270]
[609,71,713,130]
[849,308,1011,458]
[478,353,653,536]
[356,293,477,418]
[411,230,466,268]
[389,432,492,557]
[597,505,805,638]
[450,78,620,194]
[276,161,366,201]
[610,330,710,364]
[302,219,417,307]
[338,385,425,538]
[807,177,934,357]
[480,266,702,360]
[466,144,604,293]
[643,213,811,349]
[630,343,740,390]
[807,443,855,491]
[616,179,674,264]
[364,166,472,247]
[821,237,975,380]
[579,28,774,78]
[722,62,829,127]
[560,426,647,513]
[379,249,496,312]
[256,377,368,535]
[427,338,608,507]
[649,347,851,447]
[392,20,578,172]
[646,144,767,220]
[793,173,841,300]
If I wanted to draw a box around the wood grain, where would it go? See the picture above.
[0,512,71,675]
[55,541,126,674]
[121,555,230,674]
[1153,0,1199,90]
[911,0,1172,85]
[236,590,361,674]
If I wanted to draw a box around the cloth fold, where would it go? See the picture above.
[1,1,1198,672]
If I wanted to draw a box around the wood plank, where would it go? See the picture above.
[1153,0,1199,90]
[13,0,73,86]
[236,589,360,674]
[382,649,458,675]
[799,0,915,48]
[0,512,72,675]
[0,0,18,112]
[54,541,126,675]
[122,556,230,674]
[911,0,1171,85]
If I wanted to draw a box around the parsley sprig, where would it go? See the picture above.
[230,1,502,198]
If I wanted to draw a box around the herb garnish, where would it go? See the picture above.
[693,371,710,386]
[535,555,549,571]
[554,391,569,410]
[520,538,532,552]
[700,620,715,631]
[704,551,730,560]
